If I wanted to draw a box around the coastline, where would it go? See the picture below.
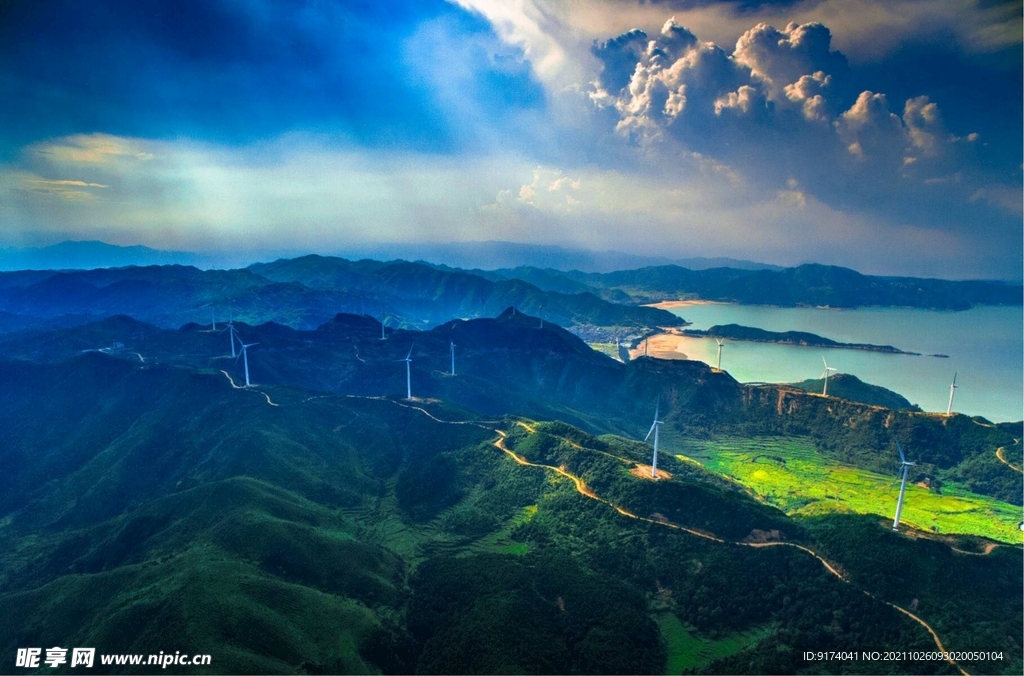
[646,299,730,310]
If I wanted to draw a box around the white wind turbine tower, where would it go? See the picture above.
[399,345,414,399]
[715,338,724,370]
[449,339,456,376]
[197,304,218,331]
[238,341,258,387]
[946,373,958,416]
[226,314,239,358]
[892,440,916,531]
[820,357,837,396]
[644,398,664,479]
[380,313,387,340]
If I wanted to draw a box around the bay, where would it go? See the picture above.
[665,303,1023,423]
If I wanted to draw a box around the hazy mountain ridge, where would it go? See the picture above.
[552,263,1022,308]
[0,257,683,335]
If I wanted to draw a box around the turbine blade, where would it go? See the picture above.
[822,356,828,368]
[644,421,657,441]
[406,345,413,360]
[895,440,906,464]
[952,372,957,386]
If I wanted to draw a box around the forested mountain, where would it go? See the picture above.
[1,352,1019,675]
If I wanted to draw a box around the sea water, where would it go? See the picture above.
[666,304,1023,423]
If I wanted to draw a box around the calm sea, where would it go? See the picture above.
[666,304,1023,423]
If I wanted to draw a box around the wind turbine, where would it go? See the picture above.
[399,345,413,399]
[380,313,387,341]
[644,338,649,358]
[715,338,724,370]
[197,304,217,332]
[820,357,837,396]
[238,341,258,387]
[644,398,664,479]
[226,316,238,358]
[892,440,916,531]
[946,373,958,416]
[449,339,456,376]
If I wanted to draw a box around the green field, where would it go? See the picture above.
[655,613,772,674]
[681,437,1023,544]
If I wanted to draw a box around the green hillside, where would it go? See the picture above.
[0,357,1019,674]
[787,372,915,410]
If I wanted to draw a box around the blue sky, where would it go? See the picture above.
[0,0,1020,278]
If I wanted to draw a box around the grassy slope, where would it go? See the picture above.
[682,436,1022,543]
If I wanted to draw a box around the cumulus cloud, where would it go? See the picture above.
[732,22,846,101]
[591,17,992,201]
[592,17,757,142]
[833,91,904,160]
[783,71,832,122]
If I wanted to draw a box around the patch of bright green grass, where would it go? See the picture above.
[683,437,1023,544]
[464,505,536,556]
[655,613,772,674]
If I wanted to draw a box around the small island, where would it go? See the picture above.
[683,323,920,355]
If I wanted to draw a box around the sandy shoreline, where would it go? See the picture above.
[646,299,730,309]
[630,328,691,361]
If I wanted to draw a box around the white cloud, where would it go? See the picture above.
[714,84,766,116]
[834,90,904,160]
[30,133,154,165]
[733,22,843,100]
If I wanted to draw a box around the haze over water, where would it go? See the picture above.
[669,304,1023,423]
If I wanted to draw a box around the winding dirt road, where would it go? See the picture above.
[491,425,970,676]
[995,439,1022,473]
[219,376,972,675]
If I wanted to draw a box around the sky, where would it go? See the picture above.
[0,0,1020,279]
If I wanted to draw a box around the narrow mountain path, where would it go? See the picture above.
[490,426,970,676]
[995,439,1022,473]
[218,369,279,406]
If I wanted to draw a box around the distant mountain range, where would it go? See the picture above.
[0,253,1018,343]
[0,240,780,273]
[0,240,213,271]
